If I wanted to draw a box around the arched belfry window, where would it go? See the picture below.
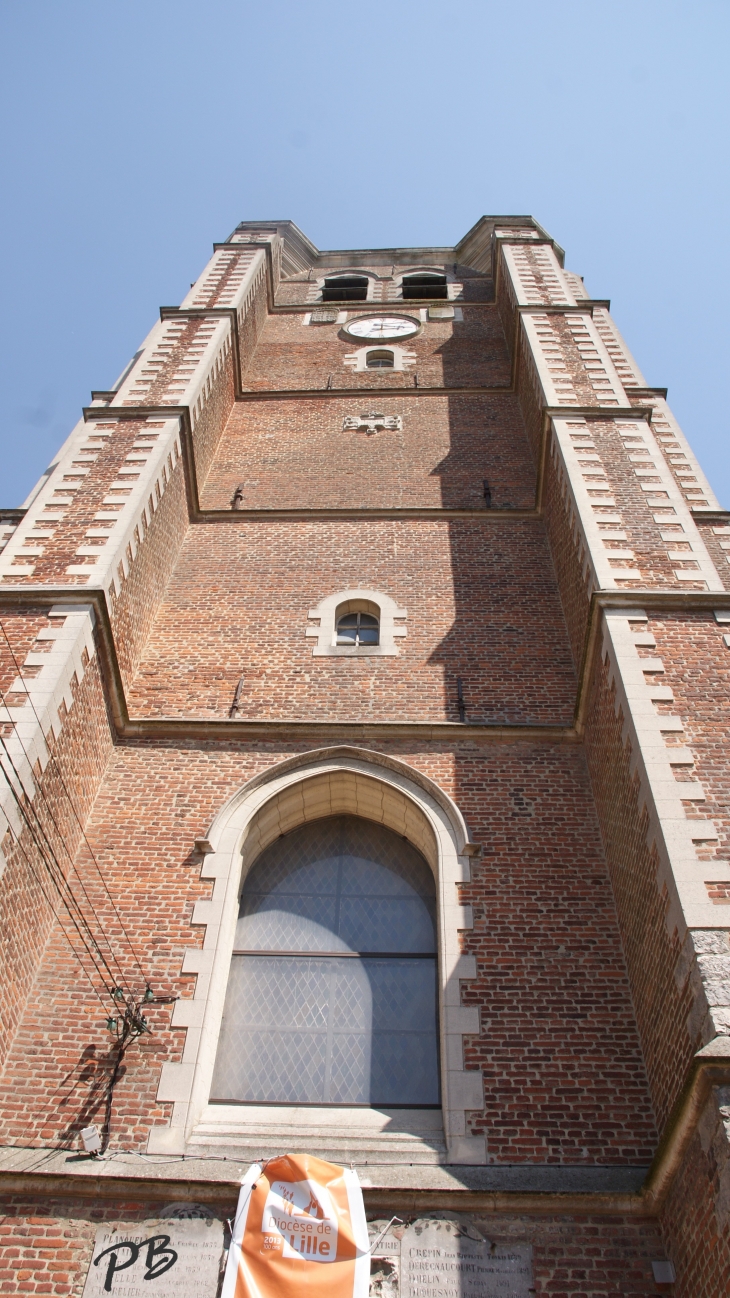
[322,275,369,302]
[210,815,439,1107]
[401,272,448,300]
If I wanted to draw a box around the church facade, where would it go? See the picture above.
[0,215,728,1294]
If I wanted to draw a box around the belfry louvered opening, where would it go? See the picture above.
[210,815,440,1107]
[321,275,369,302]
[401,272,448,300]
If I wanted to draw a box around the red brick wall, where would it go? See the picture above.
[455,741,657,1163]
[0,611,49,698]
[470,1211,665,1297]
[237,272,269,384]
[4,421,159,588]
[646,613,730,866]
[0,1197,225,1297]
[0,1197,667,1298]
[3,226,730,1292]
[582,651,696,1130]
[541,439,593,669]
[514,335,545,463]
[695,518,730,583]
[201,392,535,512]
[124,518,577,724]
[185,348,236,489]
[0,649,113,1077]
[109,465,188,687]
[240,310,512,392]
[0,739,654,1168]
[496,246,519,369]
[658,1087,730,1298]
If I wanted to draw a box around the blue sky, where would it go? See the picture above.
[1,0,728,505]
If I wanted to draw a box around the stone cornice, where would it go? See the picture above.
[1,586,728,748]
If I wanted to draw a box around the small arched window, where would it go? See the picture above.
[307,589,406,657]
[322,275,369,302]
[336,610,379,647]
[366,349,394,369]
[402,272,448,300]
[210,815,440,1106]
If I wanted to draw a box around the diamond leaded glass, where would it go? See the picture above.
[211,815,440,1106]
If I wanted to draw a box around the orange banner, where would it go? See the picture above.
[221,1154,370,1298]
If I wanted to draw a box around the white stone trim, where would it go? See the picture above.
[494,228,540,240]
[343,344,416,373]
[520,312,630,409]
[181,246,264,312]
[501,241,575,307]
[591,307,647,388]
[0,414,184,598]
[0,605,96,877]
[648,397,721,512]
[502,243,723,539]
[115,317,232,422]
[613,422,722,589]
[550,420,623,593]
[308,270,379,305]
[306,589,407,657]
[150,748,484,1165]
[1,254,266,597]
[302,310,348,327]
[548,417,723,596]
[389,267,463,302]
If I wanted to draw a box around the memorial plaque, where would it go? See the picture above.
[82,1217,224,1297]
[368,1220,403,1261]
[368,1220,401,1298]
[400,1219,532,1298]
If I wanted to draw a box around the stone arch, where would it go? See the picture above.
[393,265,454,299]
[342,342,416,373]
[151,748,485,1166]
[313,269,379,302]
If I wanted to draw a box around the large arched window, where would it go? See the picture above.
[210,815,439,1107]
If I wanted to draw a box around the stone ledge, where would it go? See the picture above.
[0,1145,650,1207]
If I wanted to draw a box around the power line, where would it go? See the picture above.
[0,741,164,1152]
[0,616,149,988]
[0,727,121,986]
[0,616,169,1152]
[0,733,120,995]
[3,815,111,1014]
[0,726,127,991]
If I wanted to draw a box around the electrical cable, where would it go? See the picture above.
[0,738,119,995]
[2,813,110,1014]
[0,617,148,986]
[0,781,155,1157]
[0,780,120,1154]
[0,729,122,988]
[0,619,143,987]
[0,1142,255,1166]
[0,733,125,993]
[0,618,172,1156]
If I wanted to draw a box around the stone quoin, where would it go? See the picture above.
[0,216,728,1295]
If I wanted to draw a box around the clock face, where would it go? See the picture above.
[345,315,420,341]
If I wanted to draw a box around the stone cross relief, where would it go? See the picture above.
[343,412,403,435]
